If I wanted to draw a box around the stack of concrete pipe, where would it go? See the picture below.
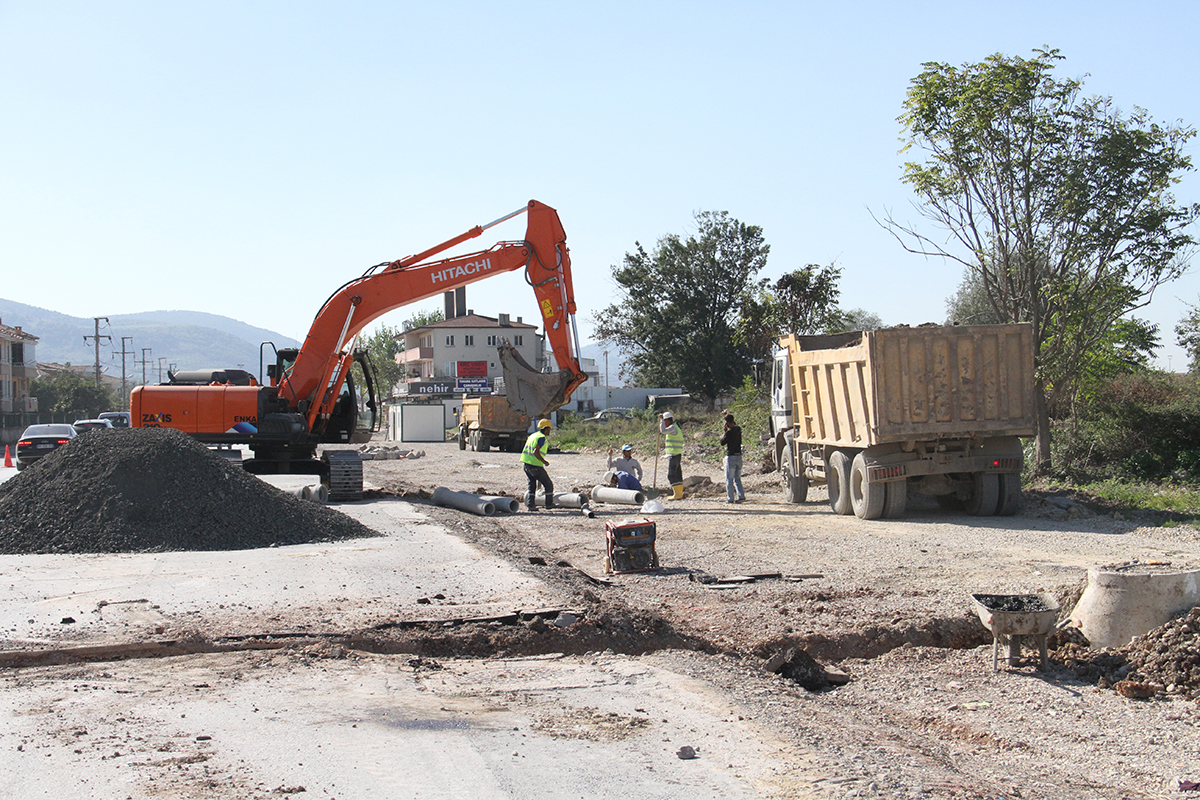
[432,486,497,516]
[287,484,330,505]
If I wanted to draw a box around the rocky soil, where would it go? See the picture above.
[0,428,375,553]
[362,436,1200,799]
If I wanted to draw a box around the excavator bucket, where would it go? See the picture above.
[498,344,576,418]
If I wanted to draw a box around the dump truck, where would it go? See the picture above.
[770,323,1036,520]
[458,395,531,452]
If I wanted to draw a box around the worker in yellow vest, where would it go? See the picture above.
[660,411,684,500]
[520,419,556,511]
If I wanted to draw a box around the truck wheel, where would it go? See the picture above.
[458,428,467,451]
[784,461,808,504]
[478,436,491,452]
[882,479,907,519]
[470,431,480,451]
[965,472,1000,516]
[996,473,1022,516]
[850,453,885,520]
[827,450,853,515]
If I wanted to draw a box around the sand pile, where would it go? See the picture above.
[0,428,377,554]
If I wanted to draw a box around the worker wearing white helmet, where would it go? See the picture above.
[660,411,684,500]
[520,418,555,511]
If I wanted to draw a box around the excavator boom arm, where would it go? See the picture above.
[279,200,587,424]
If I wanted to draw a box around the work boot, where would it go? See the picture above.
[672,484,684,500]
[526,505,539,512]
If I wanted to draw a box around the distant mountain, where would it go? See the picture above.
[580,341,632,386]
[0,298,302,380]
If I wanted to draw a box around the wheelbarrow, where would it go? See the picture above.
[971,593,1060,672]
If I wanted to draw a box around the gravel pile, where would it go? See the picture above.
[0,428,377,554]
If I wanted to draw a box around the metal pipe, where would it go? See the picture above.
[478,495,520,513]
[432,486,496,516]
[590,486,646,505]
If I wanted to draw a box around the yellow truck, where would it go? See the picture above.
[457,395,532,453]
[770,323,1036,520]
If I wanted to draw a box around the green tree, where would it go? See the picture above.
[884,47,1198,472]
[1176,301,1200,372]
[737,262,850,368]
[359,323,406,398]
[31,369,118,416]
[402,309,445,330]
[595,211,769,406]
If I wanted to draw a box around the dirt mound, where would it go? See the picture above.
[0,428,377,554]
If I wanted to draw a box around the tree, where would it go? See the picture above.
[31,369,118,416]
[883,48,1198,472]
[1176,302,1200,372]
[402,309,445,331]
[594,211,769,406]
[737,262,851,368]
[359,323,407,398]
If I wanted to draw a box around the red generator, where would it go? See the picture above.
[604,517,659,574]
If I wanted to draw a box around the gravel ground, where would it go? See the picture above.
[363,436,1200,799]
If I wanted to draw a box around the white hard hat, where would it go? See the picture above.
[662,411,674,420]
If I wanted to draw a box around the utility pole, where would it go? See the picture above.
[157,357,167,384]
[603,350,610,409]
[83,317,111,386]
[137,348,153,386]
[112,336,134,410]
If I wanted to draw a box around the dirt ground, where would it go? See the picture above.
[363,436,1200,799]
[8,433,1200,798]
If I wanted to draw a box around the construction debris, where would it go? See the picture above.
[0,428,376,554]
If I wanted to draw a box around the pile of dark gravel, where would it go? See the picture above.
[0,428,378,554]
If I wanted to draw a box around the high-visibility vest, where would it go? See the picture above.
[663,424,683,456]
[521,431,547,465]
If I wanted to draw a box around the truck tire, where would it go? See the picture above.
[996,473,1022,516]
[882,479,907,519]
[827,450,853,515]
[850,452,885,520]
[965,472,1000,516]
[784,461,808,504]
[458,428,467,451]
[469,431,480,451]
[478,436,491,452]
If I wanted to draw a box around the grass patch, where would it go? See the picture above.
[1074,479,1200,516]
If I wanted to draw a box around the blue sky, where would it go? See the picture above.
[3,2,1199,369]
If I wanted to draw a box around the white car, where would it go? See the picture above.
[73,419,115,433]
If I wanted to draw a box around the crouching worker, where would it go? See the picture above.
[605,469,643,492]
[521,419,555,511]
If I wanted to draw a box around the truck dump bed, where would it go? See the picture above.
[783,323,1036,447]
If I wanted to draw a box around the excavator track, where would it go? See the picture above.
[323,450,363,502]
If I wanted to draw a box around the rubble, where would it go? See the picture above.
[0,428,377,554]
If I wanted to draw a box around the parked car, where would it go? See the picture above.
[97,411,131,429]
[73,419,115,433]
[15,424,77,470]
[584,408,635,424]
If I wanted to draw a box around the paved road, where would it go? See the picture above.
[0,474,812,799]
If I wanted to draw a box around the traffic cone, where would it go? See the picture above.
[4,445,12,468]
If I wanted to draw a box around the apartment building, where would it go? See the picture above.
[0,318,38,413]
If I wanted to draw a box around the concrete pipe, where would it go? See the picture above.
[313,483,330,505]
[479,495,520,514]
[431,486,496,517]
[591,486,646,505]
[537,492,586,508]
[289,486,314,502]
[1070,564,1200,648]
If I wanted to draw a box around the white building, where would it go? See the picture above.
[395,311,544,397]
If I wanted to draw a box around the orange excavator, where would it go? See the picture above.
[131,200,589,500]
